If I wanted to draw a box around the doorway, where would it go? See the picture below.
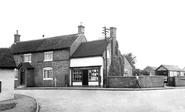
[82,70,88,86]
[20,68,25,85]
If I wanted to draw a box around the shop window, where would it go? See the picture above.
[73,70,82,82]
[43,67,53,80]
[89,68,99,81]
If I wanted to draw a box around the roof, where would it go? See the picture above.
[17,62,34,69]
[157,64,182,71]
[11,34,79,54]
[0,48,16,68]
[145,66,157,70]
[71,39,107,58]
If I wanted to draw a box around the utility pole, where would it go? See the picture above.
[102,26,109,87]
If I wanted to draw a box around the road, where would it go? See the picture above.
[15,89,185,112]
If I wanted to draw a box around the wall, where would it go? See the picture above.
[108,76,164,88]
[168,76,185,87]
[0,69,15,101]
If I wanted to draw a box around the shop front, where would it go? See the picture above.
[70,57,104,87]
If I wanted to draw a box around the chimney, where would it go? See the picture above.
[14,30,21,43]
[78,25,85,34]
[110,27,117,58]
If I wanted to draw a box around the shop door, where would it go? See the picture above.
[82,70,88,86]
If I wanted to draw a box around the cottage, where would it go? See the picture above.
[155,65,184,77]
[11,25,86,87]
[0,48,16,101]
[143,66,157,76]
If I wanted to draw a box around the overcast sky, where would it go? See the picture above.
[0,0,185,69]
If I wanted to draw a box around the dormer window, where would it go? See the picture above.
[24,54,31,62]
[44,51,53,61]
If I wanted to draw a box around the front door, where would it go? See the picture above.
[82,70,88,86]
[20,69,25,85]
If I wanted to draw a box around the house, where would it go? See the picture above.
[70,27,118,87]
[123,55,133,76]
[143,66,157,76]
[0,48,16,101]
[11,25,86,87]
[11,25,128,87]
[155,65,184,77]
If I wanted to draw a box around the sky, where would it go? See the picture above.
[0,0,185,69]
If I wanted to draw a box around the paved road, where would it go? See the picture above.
[15,89,185,112]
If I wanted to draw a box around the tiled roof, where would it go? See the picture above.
[11,34,79,54]
[71,39,107,58]
[17,62,34,69]
[0,48,16,68]
[149,66,157,70]
[161,65,182,71]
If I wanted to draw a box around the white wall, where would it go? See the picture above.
[0,69,15,101]
[70,57,104,86]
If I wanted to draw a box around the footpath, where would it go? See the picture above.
[0,94,38,112]
[1,86,185,112]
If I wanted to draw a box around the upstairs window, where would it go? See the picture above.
[43,67,53,80]
[44,51,53,61]
[24,54,31,62]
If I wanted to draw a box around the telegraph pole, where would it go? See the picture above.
[102,26,109,87]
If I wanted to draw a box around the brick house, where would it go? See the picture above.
[11,25,86,87]
[11,25,131,87]
[0,48,16,101]
[143,66,157,76]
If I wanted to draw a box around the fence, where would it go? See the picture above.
[108,76,164,88]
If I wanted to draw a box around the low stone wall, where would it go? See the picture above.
[168,76,185,87]
[108,76,164,88]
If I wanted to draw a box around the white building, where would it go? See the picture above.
[0,48,16,101]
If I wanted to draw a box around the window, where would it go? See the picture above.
[44,51,53,61]
[88,68,99,81]
[43,67,53,80]
[24,54,31,62]
[73,70,82,82]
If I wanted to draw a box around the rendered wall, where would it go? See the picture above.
[0,69,15,101]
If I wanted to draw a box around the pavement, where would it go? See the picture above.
[0,94,39,112]
[1,86,185,112]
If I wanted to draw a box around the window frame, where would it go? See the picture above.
[72,69,82,82]
[88,68,99,82]
[43,67,53,80]
[24,53,31,62]
[44,51,53,61]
